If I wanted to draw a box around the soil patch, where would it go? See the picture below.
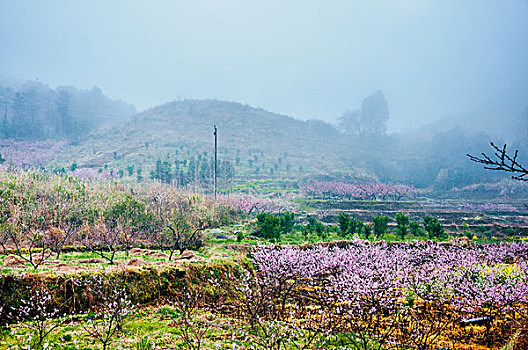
[127,257,146,267]
[2,255,27,268]
[72,258,105,264]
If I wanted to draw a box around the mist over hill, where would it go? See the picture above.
[0,77,525,193]
[417,74,528,141]
[2,3,528,347]
[0,80,136,141]
[54,96,508,191]
[59,99,370,179]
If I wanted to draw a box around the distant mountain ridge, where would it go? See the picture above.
[418,74,528,141]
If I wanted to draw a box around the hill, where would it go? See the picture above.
[53,99,375,185]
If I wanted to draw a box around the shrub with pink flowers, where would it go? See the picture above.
[217,195,294,216]
[301,181,417,200]
[245,241,528,349]
[0,139,67,169]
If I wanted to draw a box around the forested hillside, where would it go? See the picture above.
[0,81,135,140]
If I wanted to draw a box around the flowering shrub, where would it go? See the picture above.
[0,139,67,169]
[82,272,135,350]
[246,241,528,349]
[301,181,417,200]
[12,288,66,350]
[217,195,294,216]
[0,169,242,262]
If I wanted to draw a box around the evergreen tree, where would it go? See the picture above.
[373,215,389,239]
[395,212,410,240]
[56,90,73,137]
[186,156,196,185]
[11,92,29,138]
[360,90,389,137]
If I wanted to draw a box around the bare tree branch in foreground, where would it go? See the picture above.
[467,142,528,181]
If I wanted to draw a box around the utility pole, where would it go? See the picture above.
[2,96,7,123]
[213,125,217,199]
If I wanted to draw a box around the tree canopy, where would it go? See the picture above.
[339,90,389,137]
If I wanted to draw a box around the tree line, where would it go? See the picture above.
[0,81,135,141]
[150,155,235,186]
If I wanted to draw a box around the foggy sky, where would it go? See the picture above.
[1,0,527,131]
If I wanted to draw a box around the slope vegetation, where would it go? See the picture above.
[58,99,369,180]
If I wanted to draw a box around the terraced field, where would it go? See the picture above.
[304,198,528,236]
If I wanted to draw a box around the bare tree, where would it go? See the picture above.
[165,206,207,259]
[467,142,528,181]
[171,282,214,350]
[150,195,209,260]
[1,205,53,270]
[44,222,81,259]
[81,218,121,264]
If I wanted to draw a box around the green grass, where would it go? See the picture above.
[0,305,380,350]
[0,306,229,349]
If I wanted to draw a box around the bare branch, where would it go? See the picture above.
[467,142,528,181]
